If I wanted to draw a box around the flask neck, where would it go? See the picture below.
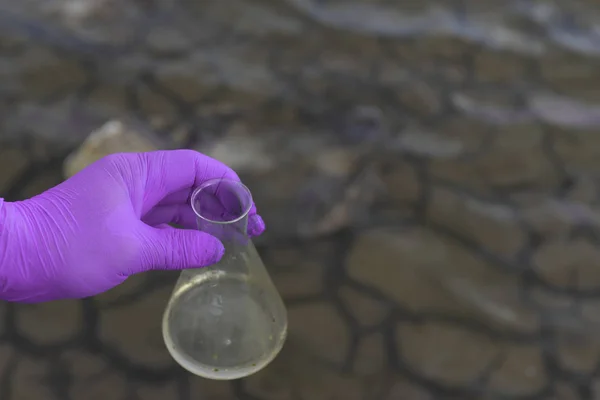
[197,214,249,250]
[191,178,253,251]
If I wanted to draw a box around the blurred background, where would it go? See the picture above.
[1,0,600,398]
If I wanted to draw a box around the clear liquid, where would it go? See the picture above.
[162,270,287,380]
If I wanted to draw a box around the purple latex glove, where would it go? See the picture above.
[0,150,265,303]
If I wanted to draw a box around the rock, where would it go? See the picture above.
[188,377,233,400]
[243,339,365,400]
[98,285,173,367]
[19,168,64,199]
[288,302,350,366]
[353,333,386,375]
[533,238,600,290]
[338,286,389,327]
[93,273,154,308]
[18,46,87,101]
[0,345,15,379]
[63,120,164,178]
[346,227,540,333]
[555,332,600,374]
[426,186,526,258]
[0,148,30,193]
[202,132,275,174]
[145,27,192,57]
[487,344,546,396]
[474,50,527,83]
[136,85,180,128]
[266,244,328,300]
[396,321,500,386]
[11,356,54,400]
[384,378,433,400]
[396,81,442,117]
[15,300,82,345]
[134,382,179,400]
[63,350,128,400]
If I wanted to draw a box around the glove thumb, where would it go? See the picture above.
[139,226,225,271]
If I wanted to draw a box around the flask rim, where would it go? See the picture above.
[190,178,253,225]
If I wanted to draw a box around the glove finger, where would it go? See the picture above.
[248,214,266,237]
[138,225,224,272]
[143,204,264,237]
[140,150,240,212]
[142,204,198,229]
[156,188,192,206]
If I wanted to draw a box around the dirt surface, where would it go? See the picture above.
[1,0,600,399]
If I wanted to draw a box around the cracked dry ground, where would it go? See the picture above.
[2,0,600,399]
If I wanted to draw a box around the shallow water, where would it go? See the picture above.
[1,0,600,399]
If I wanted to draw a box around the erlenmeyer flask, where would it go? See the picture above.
[162,178,287,380]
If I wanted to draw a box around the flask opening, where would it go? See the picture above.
[190,179,253,225]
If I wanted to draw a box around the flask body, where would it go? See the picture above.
[162,179,287,380]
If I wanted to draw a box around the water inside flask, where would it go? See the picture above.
[162,178,288,380]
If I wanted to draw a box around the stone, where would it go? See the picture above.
[384,377,432,400]
[136,85,179,126]
[93,273,150,307]
[268,247,325,300]
[480,125,557,190]
[145,27,192,57]
[396,321,501,386]
[518,195,595,240]
[556,332,600,374]
[396,131,464,158]
[63,351,128,400]
[426,186,526,258]
[15,300,82,344]
[0,303,6,335]
[533,238,600,290]
[266,240,339,299]
[353,333,386,375]
[242,339,308,400]
[397,81,442,117]
[539,55,600,102]
[85,83,128,114]
[487,344,546,396]
[63,120,163,178]
[378,157,421,205]
[0,345,15,378]
[153,61,209,103]
[346,228,540,333]
[202,133,275,174]
[313,147,360,178]
[243,364,295,400]
[529,288,581,330]
[18,46,87,101]
[474,51,527,83]
[188,377,234,400]
[548,383,579,400]
[292,363,364,400]
[11,356,54,400]
[288,302,350,366]
[580,299,600,328]
[553,129,600,172]
[530,94,600,129]
[338,286,389,327]
[134,382,179,400]
[19,169,64,199]
[98,285,173,367]
[0,148,29,192]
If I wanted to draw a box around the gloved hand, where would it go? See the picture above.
[0,150,265,303]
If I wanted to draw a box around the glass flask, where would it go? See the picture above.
[162,178,288,380]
